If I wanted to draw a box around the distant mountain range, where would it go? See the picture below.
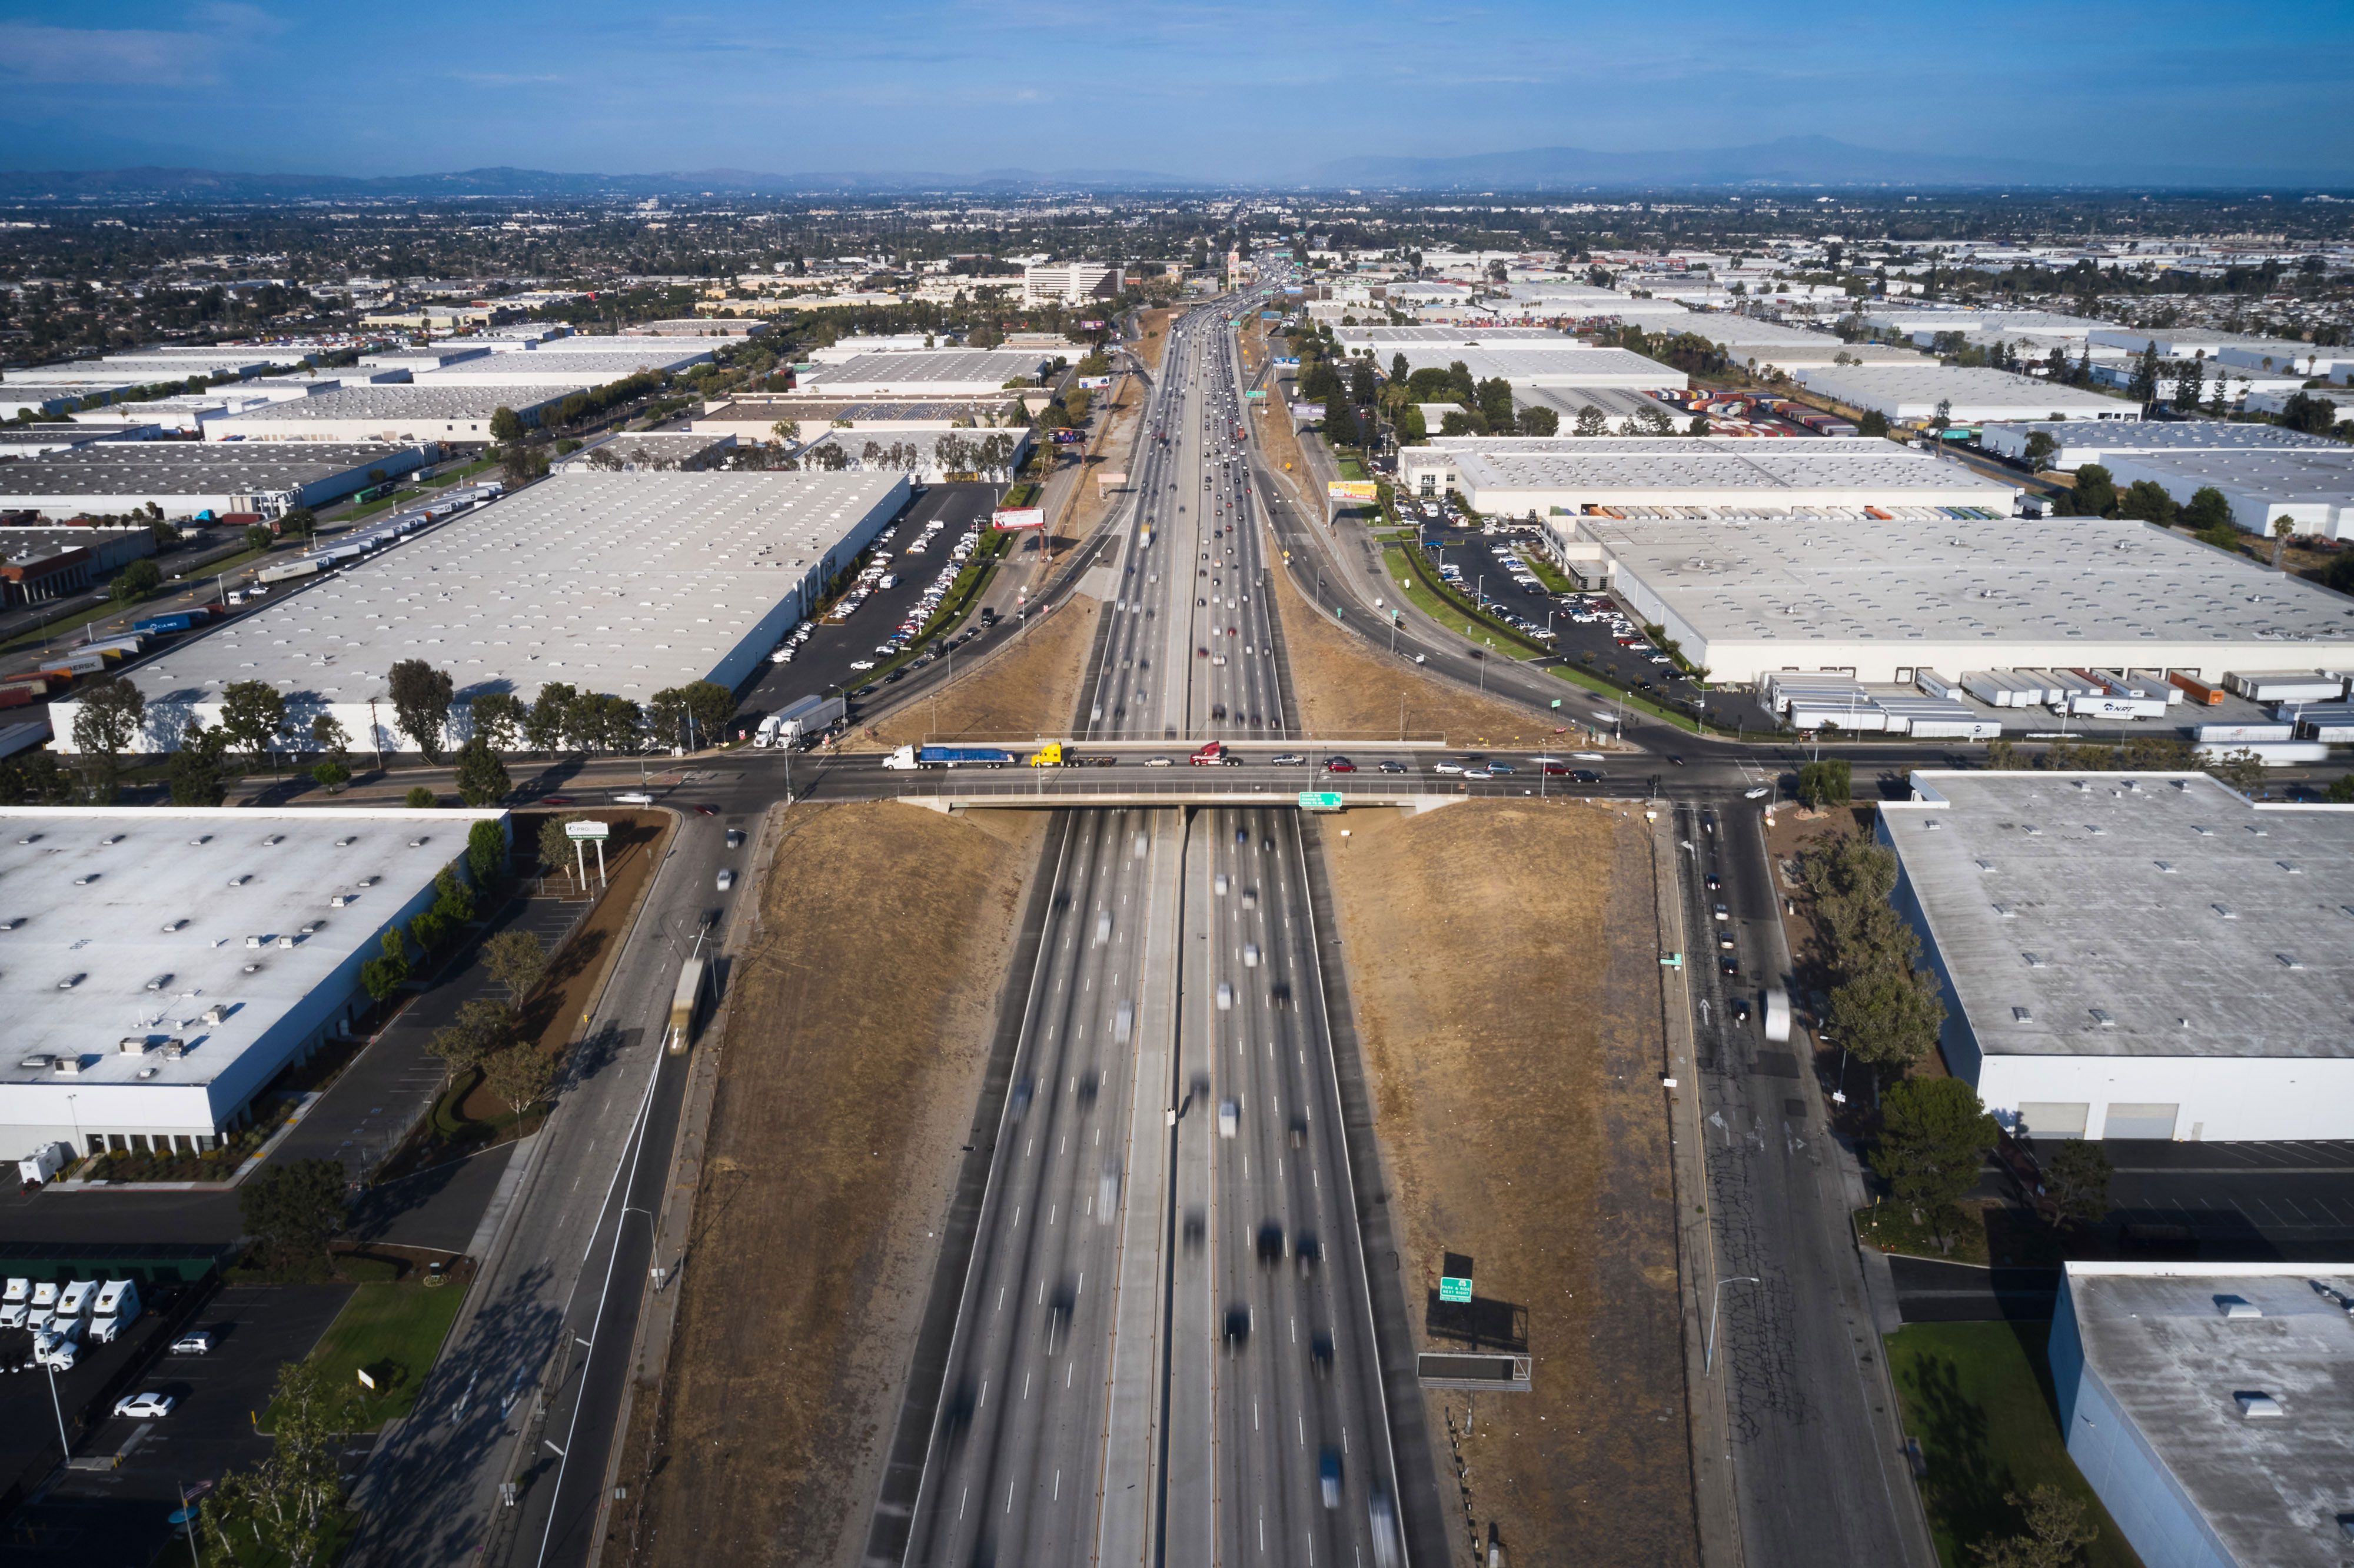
[0,139,2341,202]
[1312,135,2347,191]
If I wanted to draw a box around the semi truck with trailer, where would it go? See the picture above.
[879,744,1016,770]
[756,694,846,748]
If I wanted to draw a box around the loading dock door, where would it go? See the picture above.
[2100,1103,2180,1140]
[2014,1102,2089,1140]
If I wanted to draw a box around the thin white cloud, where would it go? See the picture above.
[0,22,223,85]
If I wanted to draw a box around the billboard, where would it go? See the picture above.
[1078,319,1106,329]
[990,508,1046,531]
[1052,428,1085,444]
[1076,375,1113,389]
[1327,480,1379,504]
[1292,403,1325,421]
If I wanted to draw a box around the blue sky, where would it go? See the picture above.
[2,1,2350,181]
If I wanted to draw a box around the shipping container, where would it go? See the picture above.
[2166,671,2225,705]
[2191,722,2295,744]
[2225,671,2347,703]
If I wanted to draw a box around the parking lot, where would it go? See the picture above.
[1,1282,355,1566]
[736,480,1009,732]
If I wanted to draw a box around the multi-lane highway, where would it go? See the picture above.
[892,292,1408,1567]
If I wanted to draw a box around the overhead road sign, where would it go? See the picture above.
[1298,791,1344,811]
[1417,1353,1532,1392]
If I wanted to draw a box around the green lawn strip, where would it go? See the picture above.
[1514,547,1575,595]
[1547,662,1708,733]
[1886,1321,2144,1568]
[847,533,1011,689]
[1335,454,1368,482]
[295,1280,470,1431]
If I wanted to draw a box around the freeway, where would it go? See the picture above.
[889,290,1411,1568]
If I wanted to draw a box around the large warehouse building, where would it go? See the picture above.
[1796,364,2136,423]
[2050,1262,2354,1568]
[0,805,507,1162]
[1554,510,2354,686]
[52,470,909,755]
[2102,447,2354,541]
[1406,435,2019,516]
[796,350,1057,397]
[203,384,578,442]
[0,441,433,520]
[1979,420,2339,470]
[408,347,714,386]
[1880,771,2354,1143]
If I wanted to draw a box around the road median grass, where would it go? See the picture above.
[1886,1321,2142,1568]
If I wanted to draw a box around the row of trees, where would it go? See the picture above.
[1801,830,1947,1076]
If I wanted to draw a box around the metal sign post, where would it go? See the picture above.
[567,820,610,890]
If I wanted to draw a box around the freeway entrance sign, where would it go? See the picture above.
[1438,1276,1472,1304]
[1297,791,1343,811]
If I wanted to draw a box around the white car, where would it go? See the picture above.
[113,1392,175,1420]
[1431,760,1464,775]
[170,1330,215,1355]
[767,648,793,664]
[1218,1098,1239,1138]
[716,869,735,893]
[849,660,877,671]
[1145,756,1173,767]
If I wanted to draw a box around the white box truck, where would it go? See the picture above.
[89,1280,141,1344]
[0,1279,27,1329]
[17,1140,69,1190]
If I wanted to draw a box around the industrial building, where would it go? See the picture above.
[1023,262,1124,305]
[2051,1262,2354,1568]
[2101,447,2354,540]
[1979,420,2340,470]
[52,470,909,755]
[0,442,433,521]
[1404,435,2017,515]
[0,527,160,606]
[796,350,1057,397]
[0,805,508,1162]
[1796,364,2135,423]
[1880,771,2354,1143]
[1340,341,1684,394]
[1675,318,1927,374]
[551,432,736,472]
[409,347,712,387]
[1328,325,1577,354]
[787,425,1033,483]
[1,385,128,421]
[1551,511,2354,687]
[2086,328,2354,379]
[202,384,577,443]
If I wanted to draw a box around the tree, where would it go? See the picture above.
[168,720,231,806]
[1688,414,1711,436]
[311,758,352,794]
[2069,464,2117,518]
[1475,376,1515,431]
[2276,391,2341,434]
[69,675,145,800]
[2270,517,2295,570]
[1970,1485,2100,1568]
[385,659,455,763]
[453,738,510,805]
[2328,773,2354,804]
[489,405,523,443]
[246,523,276,553]
[310,712,350,760]
[404,784,438,809]
[2117,479,2177,527]
[483,929,549,1008]
[2206,747,2266,795]
[1828,968,1946,1071]
[2022,430,2057,470]
[538,813,585,880]
[2173,356,2204,411]
[1517,405,1559,437]
[0,751,75,804]
[1573,404,1610,437]
[218,678,290,771]
[1857,409,1891,438]
[467,817,507,887]
[108,558,162,603]
[238,1157,347,1274]
[407,906,450,956]
[1930,397,1954,432]
[1394,403,1427,442]
[525,681,576,755]
[432,864,476,925]
[200,1358,354,1568]
[2180,485,2235,542]
[2042,1141,2113,1228]
[1389,352,1408,384]
[484,1044,557,1124]
[469,692,525,753]
[501,444,549,488]
[279,506,317,540]
[1325,400,1360,445]
[2127,342,2162,405]
[1871,1077,1998,1250]
[1796,758,1851,809]
[360,929,409,1002]
[426,997,516,1093]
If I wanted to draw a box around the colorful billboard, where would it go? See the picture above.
[990,508,1046,531]
[1076,375,1114,389]
[1326,480,1379,504]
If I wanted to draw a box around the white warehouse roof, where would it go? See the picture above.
[1364,343,1684,392]
[204,384,581,442]
[0,441,432,520]
[2101,448,2354,541]
[1980,420,2340,470]
[0,805,505,1160]
[410,347,711,387]
[1796,364,2134,422]
[798,350,1056,397]
[1572,511,2354,684]
[54,471,909,755]
[1407,435,2017,515]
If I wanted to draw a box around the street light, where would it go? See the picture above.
[1707,1276,1760,1375]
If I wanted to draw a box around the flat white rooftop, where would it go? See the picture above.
[1414,436,2017,508]
[1885,773,2354,1061]
[0,442,425,498]
[2062,1262,2354,1568]
[798,350,1055,395]
[0,805,501,1145]
[1981,421,2338,467]
[1374,344,1684,389]
[1577,511,2354,683]
[206,384,579,431]
[2105,448,2354,506]
[505,334,740,357]
[104,470,906,715]
[1796,364,2130,420]
[412,348,713,385]
[1329,325,1575,349]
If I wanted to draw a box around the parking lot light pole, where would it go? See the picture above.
[44,1359,69,1459]
[1707,1276,1760,1376]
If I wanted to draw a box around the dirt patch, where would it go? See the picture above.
[1135,307,1172,372]
[1269,546,1568,746]
[1326,800,1696,1568]
[623,801,1046,1568]
[839,591,1100,750]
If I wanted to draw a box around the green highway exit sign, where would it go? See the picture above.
[1298,791,1344,811]
[1439,1276,1472,1303]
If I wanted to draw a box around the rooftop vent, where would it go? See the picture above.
[0,917,20,931]
[2216,1296,2263,1320]
[19,1055,52,1070]
[2214,904,2237,920]
[2233,1391,2283,1419]
[201,1005,225,1026]
[2279,955,2305,970]
[51,1056,79,1076]
[118,1037,149,1057]
[2090,1008,2116,1028]
[160,918,187,933]
[2013,1007,2033,1023]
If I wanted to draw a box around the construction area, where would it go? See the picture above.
[615,801,1047,1566]
[1324,799,1697,1567]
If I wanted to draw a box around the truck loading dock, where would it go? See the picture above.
[1880,773,2354,1143]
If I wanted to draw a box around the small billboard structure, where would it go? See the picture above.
[991,508,1047,531]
